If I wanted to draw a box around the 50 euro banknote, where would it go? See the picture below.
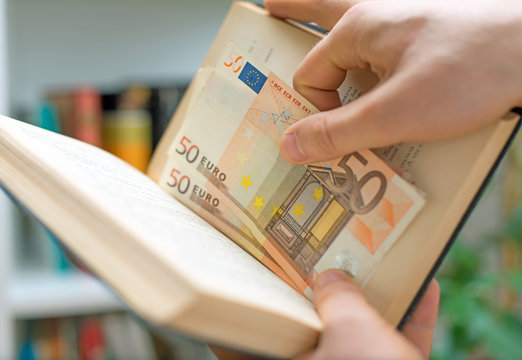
[160,42,425,298]
[160,146,298,292]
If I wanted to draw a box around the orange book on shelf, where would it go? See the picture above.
[73,87,103,147]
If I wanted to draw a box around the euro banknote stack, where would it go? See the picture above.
[159,42,425,298]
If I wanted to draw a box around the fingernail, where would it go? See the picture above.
[280,132,306,162]
[315,269,351,290]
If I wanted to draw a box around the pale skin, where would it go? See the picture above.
[216,0,521,358]
[295,271,439,360]
[265,0,522,164]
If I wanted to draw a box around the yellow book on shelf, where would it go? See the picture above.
[103,110,153,173]
[0,2,519,358]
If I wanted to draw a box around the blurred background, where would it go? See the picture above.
[0,0,520,359]
[432,132,522,359]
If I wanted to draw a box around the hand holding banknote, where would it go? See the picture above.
[266,0,522,164]
[161,42,424,297]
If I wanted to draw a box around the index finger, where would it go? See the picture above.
[265,0,360,31]
[293,11,366,110]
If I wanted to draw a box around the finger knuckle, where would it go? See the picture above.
[293,66,308,91]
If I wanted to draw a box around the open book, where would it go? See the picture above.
[0,2,519,358]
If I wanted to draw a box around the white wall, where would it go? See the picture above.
[7,0,234,111]
[0,0,6,113]
[0,0,14,355]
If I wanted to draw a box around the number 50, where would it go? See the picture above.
[166,168,191,195]
[328,152,387,214]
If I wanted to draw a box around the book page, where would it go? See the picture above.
[0,117,320,329]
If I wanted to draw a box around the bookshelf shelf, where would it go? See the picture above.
[7,272,123,319]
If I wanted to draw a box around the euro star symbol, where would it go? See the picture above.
[270,205,279,217]
[311,186,324,203]
[252,195,265,211]
[239,174,253,191]
[260,112,271,123]
[291,202,306,221]
[242,127,256,140]
[236,152,248,164]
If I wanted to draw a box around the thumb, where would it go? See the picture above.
[310,269,422,359]
[280,78,410,164]
[313,269,379,327]
[402,280,440,358]
[280,67,470,164]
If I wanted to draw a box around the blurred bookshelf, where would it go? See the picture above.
[432,131,522,359]
[1,1,520,360]
[0,0,233,358]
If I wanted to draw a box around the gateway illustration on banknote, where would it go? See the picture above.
[266,153,388,278]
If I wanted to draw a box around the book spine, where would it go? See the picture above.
[149,86,188,149]
[102,110,152,173]
[16,314,163,360]
[72,87,103,147]
[46,92,74,137]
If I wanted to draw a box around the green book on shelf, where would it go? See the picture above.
[0,2,520,358]
[34,102,75,273]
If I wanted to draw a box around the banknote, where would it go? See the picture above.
[163,43,425,297]
[159,155,299,291]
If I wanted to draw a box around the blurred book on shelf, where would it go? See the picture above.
[47,88,103,147]
[148,86,188,149]
[28,102,75,273]
[102,110,152,173]
[45,82,188,172]
[16,313,166,360]
[101,85,154,173]
[73,88,104,147]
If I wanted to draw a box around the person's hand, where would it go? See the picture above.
[296,269,439,360]
[265,0,522,164]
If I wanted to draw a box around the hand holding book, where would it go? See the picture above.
[301,270,439,360]
[266,0,522,164]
